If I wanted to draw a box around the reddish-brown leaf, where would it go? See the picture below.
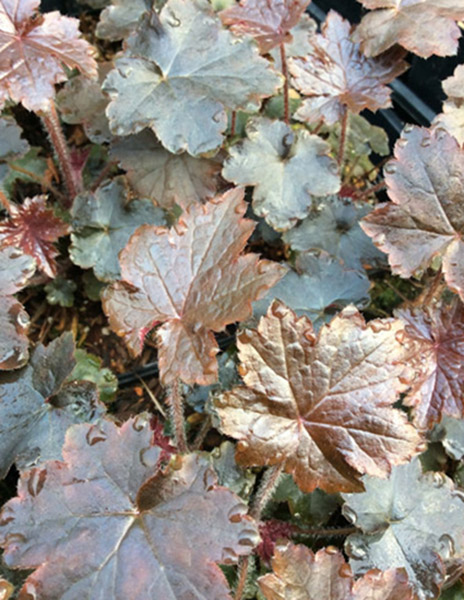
[214,300,421,493]
[0,417,259,600]
[103,188,286,385]
[0,247,35,370]
[259,543,414,600]
[219,0,310,53]
[0,0,97,112]
[353,0,464,58]
[361,126,464,300]
[289,11,407,125]
[0,196,69,278]
[396,300,464,431]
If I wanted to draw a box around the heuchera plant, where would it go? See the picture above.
[0,0,464,598]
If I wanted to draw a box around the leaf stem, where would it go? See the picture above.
[291,524,358,538]
[191,415,211,451]
[0,188,12,213]
[230,111,237,137]
[337,108,349,167]
[40,100,81,206]
[280,43,289,124]
[234,464,284,600]
[354,180,386,201]
[8,163,67,204]
[166,381,188,454]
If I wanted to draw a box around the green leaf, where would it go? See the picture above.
[68,349,118,404]
[45,277,77,307]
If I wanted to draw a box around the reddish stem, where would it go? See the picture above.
[40,100,81,206]
[312,119,324,135]
[354,180,386,201]
[337,108,349,167]
[230,111,237,137]
[0,188,12,213]
[280,43,289,124]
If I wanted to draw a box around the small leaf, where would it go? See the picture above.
[0,0,97,111]
[252,251,370,328]
[219,0,310,53]
[111,130,221,210]
[56,63,113,144]
[96,0,152,41]
[103,188,286,385]
[269,13,317,69]
[214,300,421,493]
[1,147,51,197]
[434,65,464,146]
[222,117,340,231]
[259,543,414,600]
[45,277,76,307]
[360,126,464,300]
[0,196,69,278]
[396,300,464,430]
[284,196,384,270]
[0,333,106,477]
[343,458,464,600]
[103,0,283,155]
[0,117,29,161]
[0,418,259,600]
[0,247,36,370]
[210,440,256,499]
[68,348,118,404]
[70,177,165,282]
[432,416,464,461]
[353,0,464,58]
[289,11,407,125]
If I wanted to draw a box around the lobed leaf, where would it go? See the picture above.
[214,300,421,493]
[434,65,464,146]
[343,458,464,600]
[289,11,407,125]
[0,247,36,371]
[219,0,310,53]
[353,0,464,58]
[284,196,385,270]
[103,0,283,156]
[70,178,165,282]
[0,417,259,600]
[0,196,69,278]
[0,0,97,112]
[96,0,151,41]
[361,126,464,299]
[0,117,29,161]
[103,188,286,385]
[259,543,413,600]
[111,131,221,210]
[396,300,464,430]
[222,117,340,231]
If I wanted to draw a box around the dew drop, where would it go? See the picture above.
[417,440,428,453]
[212,110,224,123]
[27,468,47,498]
[420,136,432,148]
[434,126,448,141]
[396,138,407,148]
[346,539,367,559]
[132,415,146,432]
[203,467,216,490]
[403,123,414,134]
[166,10,181,27]
[384,162,397,175]
[328,161,339,175]
[16,311,29,328]
[239,529,259,546]
[342,505,357,525]
[85,425,107,446]
[228,503,245,523]
[139,446,159,468]
[325,545,338,555]
[438,533,455,559]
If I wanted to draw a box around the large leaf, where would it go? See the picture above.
[288,11,407,125]
[222,117,340,231]
[103,0,282,156]
[353,0,464,58]
[284,195,385,270]
[269,13,317,70]
[103,188,286,385]
[0,117,29,161]
[0,247,36,371]
[110,131,221,210]
[0,333,106,477]
[56,63,113,144]
[0,195,69,278]
[0,417,259,600]
[360,126,464,299]
[96,0,151,41]
[396,301,464,430]
[342,458,464,600]
[434,65,464,146]
[252,251,370,328]
[70,178,165,282]
[0,0,97,111]
[219,0,310,53]
[259,543,413,600]
[214,300,421,493]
